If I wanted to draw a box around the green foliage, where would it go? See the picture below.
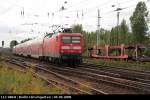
[144,47,150,56]
[79,20,130,56]
[0,65,63,94]
[145,34,150,44]
[80,1,149,48]
[71,24,83,33]
[108,19,130,45]
[110,28,117,45]
[99,29,110,45]
[10,40,18,49]
[71,2,150,55]
[119,19,129,44]
[130,1,149,44]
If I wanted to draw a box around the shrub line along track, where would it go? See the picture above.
[4,57,107,94]
[3,56,150,94]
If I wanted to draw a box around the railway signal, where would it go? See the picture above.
[47,12,49,18]
[21,7,24,17]
[2,41,4,48]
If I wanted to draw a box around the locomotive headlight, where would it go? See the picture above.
[61,46,81,50]
[72,46,81,49]
[61,46,70,49]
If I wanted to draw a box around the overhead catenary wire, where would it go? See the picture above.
[65,3,138,21]
[61,0,137,15]
[0,0,149,34]
[0,0,147,19]
[0,0,20,17]
[51,0,141,27]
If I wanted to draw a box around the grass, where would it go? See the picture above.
[0,61,64,94]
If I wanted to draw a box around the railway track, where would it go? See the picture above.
[82,62,150,74]
[4,57,107,94]
[3,55,150,94]
[6,56,150,93]
[41,64,150,93]
[79,63,150,83]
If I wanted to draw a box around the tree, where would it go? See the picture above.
[130,1,149,44]
[144,47,150,56]
[71,24,83,33]
[110,27,118,45]
[119,19,129,44]
[10,40,18,49]
[99,28,111,45]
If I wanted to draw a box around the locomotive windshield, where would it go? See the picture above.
[62,36,80,43]
[72,37,80,43]
[62,37,71,43]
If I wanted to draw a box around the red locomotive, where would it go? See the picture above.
[13,28,83,66]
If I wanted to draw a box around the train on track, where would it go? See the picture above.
[12,28,83,66]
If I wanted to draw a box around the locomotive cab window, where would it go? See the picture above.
[62,37,71,43]
[72,37,80,43]
[62,36,80,43]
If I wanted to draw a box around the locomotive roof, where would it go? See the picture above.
[58,32,82,36]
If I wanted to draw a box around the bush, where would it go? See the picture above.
[0,65,63,94]
[144,48,150,56]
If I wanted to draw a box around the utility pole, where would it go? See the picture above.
[114,7,122,45]
[117,11,120,45]
[97,9,101,49]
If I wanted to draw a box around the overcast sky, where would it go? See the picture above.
[0,0,149,47]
